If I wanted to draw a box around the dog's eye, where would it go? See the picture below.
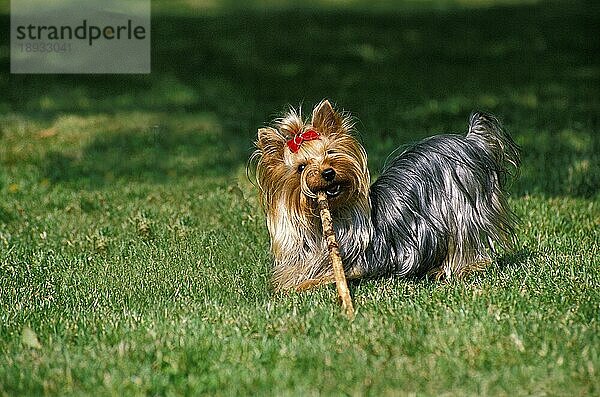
[297,164,306,173]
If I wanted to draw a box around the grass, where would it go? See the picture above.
[1,0,599,395]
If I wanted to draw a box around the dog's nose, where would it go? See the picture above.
[321,168,336,181]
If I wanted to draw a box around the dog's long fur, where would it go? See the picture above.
[252,100,520,291]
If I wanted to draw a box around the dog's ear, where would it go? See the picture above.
[257,127,279,148]
[256,127,285,157]
[311,99,345,135]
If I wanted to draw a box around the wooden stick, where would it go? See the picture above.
[316,191,355,318]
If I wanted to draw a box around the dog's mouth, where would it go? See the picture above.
[325,183,342,198]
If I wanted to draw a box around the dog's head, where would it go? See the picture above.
[253,100,370,219]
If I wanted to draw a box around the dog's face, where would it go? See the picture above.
[254,100,370,220]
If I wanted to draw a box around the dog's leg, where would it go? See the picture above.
[295,267,364,292]
[295,275,336,291]
[436,240,492,280]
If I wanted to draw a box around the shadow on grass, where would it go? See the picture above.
[496,247,535,273]
[0,1,598,195]
[43,124,244,187]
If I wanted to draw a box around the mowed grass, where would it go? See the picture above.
[1,1,599,395]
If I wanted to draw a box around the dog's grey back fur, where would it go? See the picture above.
[354,112,520,278]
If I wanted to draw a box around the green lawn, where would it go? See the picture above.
[1,1,599,395]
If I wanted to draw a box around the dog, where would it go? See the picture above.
[251,100,520,291]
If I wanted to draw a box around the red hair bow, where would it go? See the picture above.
[286,129,320,153]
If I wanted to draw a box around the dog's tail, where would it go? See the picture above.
[466,111,520,185]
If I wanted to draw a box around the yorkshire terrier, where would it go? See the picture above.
[252,100,520,291]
